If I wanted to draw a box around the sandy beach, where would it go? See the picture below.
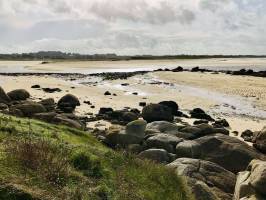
[1,69,265,133]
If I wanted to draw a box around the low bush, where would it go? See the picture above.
[71,151,103,178]
[5,136,71,185]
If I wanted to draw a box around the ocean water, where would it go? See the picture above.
[0,58,266,74]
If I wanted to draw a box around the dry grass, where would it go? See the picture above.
[4,136,71,186]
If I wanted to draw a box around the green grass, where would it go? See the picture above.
[0,114,193,200]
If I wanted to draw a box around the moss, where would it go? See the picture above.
[0,114,194,200]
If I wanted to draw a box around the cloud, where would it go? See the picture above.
[89,0,195,25]
[0,0,265,55]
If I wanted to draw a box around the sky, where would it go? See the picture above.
[0,0,266,55]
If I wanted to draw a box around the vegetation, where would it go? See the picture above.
[0,114,193,200]
[0,51,265,61]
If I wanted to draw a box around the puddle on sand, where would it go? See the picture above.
[134,74,266,119]
[98,82,149,96]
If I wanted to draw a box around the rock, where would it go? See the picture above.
[0,87,11,104]
[130,108,140,114]
[104,91,111,96]
[53,115,84,130]
[7,89,30,101]
[38,98,55,111]
[241,130,254,142]
[172,66,184,72]
[190,108,214,121]
[194,120,209,125]
[98,107,114,115]
[234,160,266,200]
[159,101,179,116]
[57,94,80,113]
[253,127,266,154]
[249,160,266,196]
[139,102,147,107]
[105,128,143,147]
[176,140,201,158]
[10,102,46,117]
[0,103,8,110]
[127,144,144,154]
[125,119,147,138]
[213,119,230,128]
[142,104,174,123]
[33,112,57,123]
[175,110,188,118]
[167,158,236,200]
[176,134,265,173]
[138,149,172,163]
[8,108,24,117]
[42,88,62,93]
[146,121,191,139]
[83,101,92,105]
[31,85,41,89]
[146,134,183,153]
[179,123,229,139]
[121,112,138,122]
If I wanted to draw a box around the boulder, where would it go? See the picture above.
[105,122,147,147]
[125,119,147,138]
[146,120,189,135]
[159,101,179,115]
[249,160,266,196]
[234,160,266,200]
[121,111,138,122]
[190,108,214,121]
[39,98,55,111]
[253,127,266,154]
[33,112,57,123]
[142,104,174,123]
[138,149,174,163]
[146,121,183,133]
[179,123,229,140]
[146,134,183,153]
[0,87,11,104]
[105,129,143,147]
[176,140,201,158]
[176,134,265,173]
[7,89,30,101]
[57,94,80,113]
[53,115,84,130]
[167,158,236,200]
[10,102,46,117]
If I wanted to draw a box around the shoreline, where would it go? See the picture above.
[1,69,265,133]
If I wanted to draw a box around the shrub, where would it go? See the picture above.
[71,152,103,178]
[5,136,71,185]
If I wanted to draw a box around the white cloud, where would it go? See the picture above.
[0,0,265,55]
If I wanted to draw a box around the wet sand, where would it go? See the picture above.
[1,70,265,133]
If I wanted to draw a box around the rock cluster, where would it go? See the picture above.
[0,86,84,130]
[98,102,266,200]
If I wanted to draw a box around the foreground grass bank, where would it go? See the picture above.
[0,114,193,200]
